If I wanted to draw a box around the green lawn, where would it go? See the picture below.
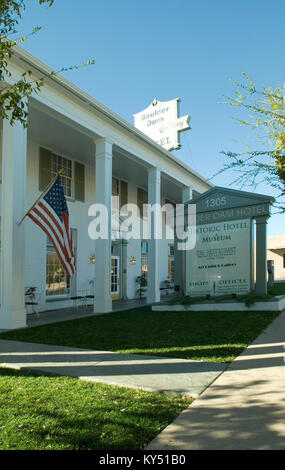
[0,306,280,450]
[0,367,191,450]
[0,307,279,362]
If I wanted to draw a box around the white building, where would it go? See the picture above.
[0,46,212,329]
[267,236,285,281]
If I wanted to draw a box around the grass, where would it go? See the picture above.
[0,307,279,362]
[0,367,191,450]
[0,305,280,450]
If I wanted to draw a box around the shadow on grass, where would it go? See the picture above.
[0,309,279,364]
[0,367,191,450]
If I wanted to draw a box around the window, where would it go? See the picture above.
[46,236,70,296]
[112,177,128,213]
[112,177,120,216]
[39,147,85,201]
[141,241,148,285]
[52,153,73,197]
[168,244,174,257]
[112,178,128,234]
[137,187,148,218]
[168,243,174,282]
[283,254,285,269]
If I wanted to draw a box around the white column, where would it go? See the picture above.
[147,167,161,303]
[174,186,192,294]
[255,215,268,295]
[0,118,27,329]
[94,138,113,313]
[182,186,192,203]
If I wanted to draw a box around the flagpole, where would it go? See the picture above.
[18,168,64,225]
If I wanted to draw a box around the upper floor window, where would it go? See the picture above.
[52,153,73,198]
[112,177,128,214]
[39,147,85,202]
[137,187,148,218]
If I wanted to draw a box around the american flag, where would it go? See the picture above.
[28,176,76,277]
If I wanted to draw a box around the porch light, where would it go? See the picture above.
[89,253,96,264]
[129,256,136,265]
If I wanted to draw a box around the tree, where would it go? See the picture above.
[216,72,285,212]
[0,0,94,126]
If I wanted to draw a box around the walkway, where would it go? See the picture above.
[0,338,226,398]
[26,298,147,328]
[146,310,285,450]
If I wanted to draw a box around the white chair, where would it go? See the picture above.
[25,287,43,316]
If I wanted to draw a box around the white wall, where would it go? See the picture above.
[1,128,206,311]
[22,139,176,309]
[24,138,97,311]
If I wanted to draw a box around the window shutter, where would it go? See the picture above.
[137,187,148,218]
[39,147,52,191]
[112,177,119,196]
[137,187,143,218]
[74,161,85,202]
[120,180,128,209]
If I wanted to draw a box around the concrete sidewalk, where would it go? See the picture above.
[0,339,226,398]
[146,311,285,450]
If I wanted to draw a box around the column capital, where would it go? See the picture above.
[254,215,269,224]
[148,166,161,182]
[94,136,114,146]
[95,137,113,160]
[182,186,192,203]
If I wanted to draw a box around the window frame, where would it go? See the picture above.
[137,186,148,219]
[168,243,174,282]
[51,151,74,200]
[141,240,148,285]
[39,146,85,202]
[46,236,71,298]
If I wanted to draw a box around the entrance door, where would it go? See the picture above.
[111,256,120,300]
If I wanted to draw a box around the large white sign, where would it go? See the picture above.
[133,98,190,151]
[185,219,252,297]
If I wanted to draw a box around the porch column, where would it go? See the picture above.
[121,240,128,300]
[94,138,113,313]
[255,215,268,295]
[0,118,27,329]
[174,186,192,295]
[182,187,192,203]
[147,167,161,304]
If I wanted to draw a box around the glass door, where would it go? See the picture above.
[111,256,120,297]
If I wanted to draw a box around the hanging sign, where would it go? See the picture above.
[133,98,190,151]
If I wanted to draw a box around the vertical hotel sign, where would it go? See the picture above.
[183,187,275,297]
[133,98,190,151]
[186,219,252,297]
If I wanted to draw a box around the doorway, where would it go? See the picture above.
[111,256,120,300]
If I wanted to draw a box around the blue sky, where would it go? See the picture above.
[15,0,285,235]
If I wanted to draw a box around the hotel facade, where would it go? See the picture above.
[0,46,212,329]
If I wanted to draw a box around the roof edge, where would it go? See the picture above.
[10,45,213,189]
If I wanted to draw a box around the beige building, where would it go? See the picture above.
[267,236,285,281]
